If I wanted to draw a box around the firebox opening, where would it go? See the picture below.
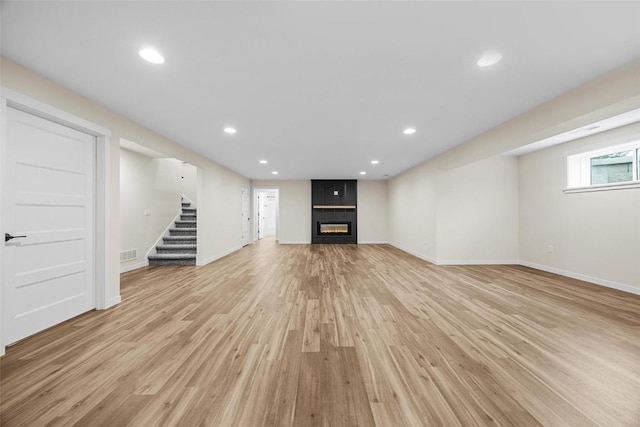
[318,222,351,236]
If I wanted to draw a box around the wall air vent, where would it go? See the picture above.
[120,249,137,263]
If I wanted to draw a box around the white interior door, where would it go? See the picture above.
[3,107,95,345]
[264,194,277,236]
[241,186,250,246]
[257,193,265,239]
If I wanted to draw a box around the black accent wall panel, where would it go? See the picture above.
[311,180,357,244]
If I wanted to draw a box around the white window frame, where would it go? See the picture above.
[565,140,640,193]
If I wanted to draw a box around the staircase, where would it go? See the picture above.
[148,199,197,266]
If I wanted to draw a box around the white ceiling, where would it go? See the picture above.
[2,1,639,180]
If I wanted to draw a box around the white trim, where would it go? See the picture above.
[358,241,390,245]
[242,185,251,246]
[278,241,311,245]
[0,88,114,355]
[437,259,519,266]
[0,87,111,137]
[95,134,110,310]
[566,137,640,189]
[196,245,242,266]
[519,260,640,296]
[563,181,640,193]
[388,243,437,264]
[104,295,122,309]
[391,243,639,296]
[0,94,6,357]
[120,261,149,274]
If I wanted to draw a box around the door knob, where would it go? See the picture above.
[5,233,27,242]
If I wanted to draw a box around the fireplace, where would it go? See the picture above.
[318,222,351,236]
[311,180,357,244]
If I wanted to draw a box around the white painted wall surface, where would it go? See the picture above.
[119,149,153,271]
[357,180,389,244]
[388,164,438,262]
[119,150,182,271]
[197,166,248,265]
[253,180,389,244]
[387,58,640,278]
[437,156,519,264]
[252,180,311,244]
[519,123,640,293]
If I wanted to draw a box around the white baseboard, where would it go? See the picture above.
[389,244,638,296]
[120,260,149,273]
[197,245,242,266]
[104,295,122,309]
[519,260,640,296]
[278,241,311,245]
[389,243,437,264]
[437,259,519,266]
[358,241,389,245]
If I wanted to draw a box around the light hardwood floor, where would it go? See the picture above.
[1,239,639,426]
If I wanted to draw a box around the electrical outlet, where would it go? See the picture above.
[144,209,151,216]
[547,245,554,253]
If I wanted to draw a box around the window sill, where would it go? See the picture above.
[564,181,640,194]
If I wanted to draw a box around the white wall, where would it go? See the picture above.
[147,158,182,251]
[252,180,311,244]
[388,164,438,262]
[388,60,640,274]
[253,179,389,244]
[437,156,519,264]
[387,156,519,264]
[357,180,389,244]
[120,150,183,271]
[519,123,640,294]
[196,165,249,265]
[120,148,152,270]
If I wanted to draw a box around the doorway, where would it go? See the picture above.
[0,89,110,355]
[241,186,251,246]
[257,190,278,240]
[252,187,279,243]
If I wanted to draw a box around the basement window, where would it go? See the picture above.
[565,141,640,193]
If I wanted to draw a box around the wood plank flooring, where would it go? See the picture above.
[1,239,639,426]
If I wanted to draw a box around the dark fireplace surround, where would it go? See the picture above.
[311,180,357,244]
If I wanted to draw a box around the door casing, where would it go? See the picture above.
[0,87,113,357]
[252,186,280,244]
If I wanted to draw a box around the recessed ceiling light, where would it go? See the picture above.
[371,160,379,165]
[403,128,416,135]
[272,171,278,175]
[360,171,366,175]
[224,127,237,134]
[259,159,268,164]
[477,51,502,67]
[139,48,165,64]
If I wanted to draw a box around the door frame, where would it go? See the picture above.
[241,185,251,246]
[0,87,112,356]
[252,186,280,243]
